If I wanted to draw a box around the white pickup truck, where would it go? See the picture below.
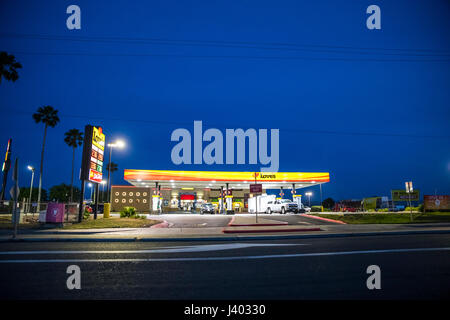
[265,199,298,214]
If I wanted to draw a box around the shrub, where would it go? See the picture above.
[378,208,389,212]
[120,206,137,218]
[311,206,322,212]
[83,206,92,220]
[418,203,424,213]
[404,206,420,212]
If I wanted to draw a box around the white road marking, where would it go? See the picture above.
[0,243,307,255]
[0,247,448,263]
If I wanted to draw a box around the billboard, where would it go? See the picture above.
[391,189,420,202]
[80,125,106,184]
[424,195,450,210]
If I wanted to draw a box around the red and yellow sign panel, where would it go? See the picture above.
[88,127,105,183]
[424,195,450,210]
[81,126,106,184]
[124,169,330,183]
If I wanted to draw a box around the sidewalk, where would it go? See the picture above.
[1,222,450,242]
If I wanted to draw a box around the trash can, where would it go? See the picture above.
[103,203,110,218]
[46,203,65,223]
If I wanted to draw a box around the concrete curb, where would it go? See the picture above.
[228,223,289,227]
[150,220,169,228]
[227,216,236,226]
[223,227,321,234]
[1,229,450,243]
[302,214,347,224]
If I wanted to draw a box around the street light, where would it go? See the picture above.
[27,166,35,214]
[305,192,313,207]
[106,140,125,203]
[88,183,93,202]
[100,180,106,202]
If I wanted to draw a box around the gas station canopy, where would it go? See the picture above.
[124,169,330,189]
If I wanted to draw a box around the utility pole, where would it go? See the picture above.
[107,146,112,203]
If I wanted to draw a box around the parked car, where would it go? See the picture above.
[388,205,405,212]
[200,203,215,214]
[266,199,298,214]
[296,203,310,213]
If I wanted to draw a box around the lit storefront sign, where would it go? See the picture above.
[81,125,106,184]
[124,170,330,183]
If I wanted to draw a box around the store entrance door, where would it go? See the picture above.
[180,194,196,212]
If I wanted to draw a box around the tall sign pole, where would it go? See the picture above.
[94,183,99,220]
[0,139,12,201]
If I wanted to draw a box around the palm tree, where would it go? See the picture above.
[64,129,83,202]
[33,106,60,212]
[106,162,118,202]
[0,52,22,84]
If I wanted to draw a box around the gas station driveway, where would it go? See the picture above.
[145,213,339,228]
[147,213,232,228]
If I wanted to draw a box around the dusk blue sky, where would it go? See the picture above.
[0,0,449,203]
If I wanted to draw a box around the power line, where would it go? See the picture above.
[2,32,449,54]
[6,110,450,139]
[1,32,450,58]
[7,50,450,63]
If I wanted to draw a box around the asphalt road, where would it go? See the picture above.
[0,233,449,300]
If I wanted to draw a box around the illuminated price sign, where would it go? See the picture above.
[81,125,106,184]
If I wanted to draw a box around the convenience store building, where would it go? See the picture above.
[111,169,330,213]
